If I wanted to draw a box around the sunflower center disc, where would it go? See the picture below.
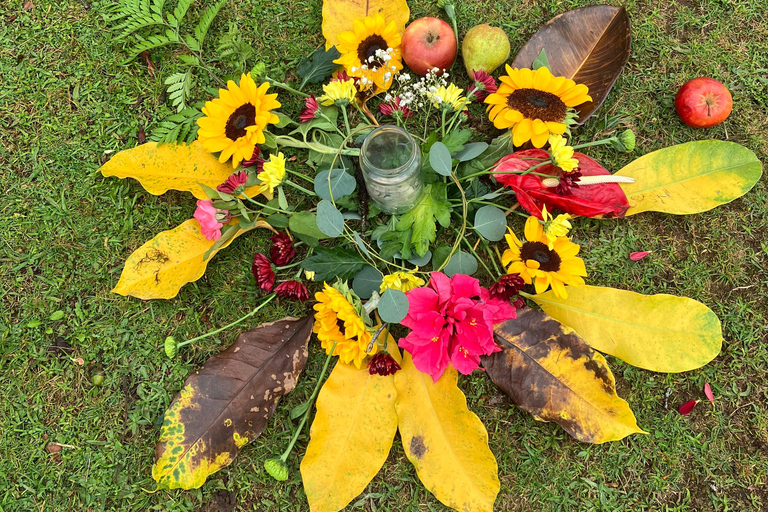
[358,35,388,67]
[506,88,568,123]
[520,241,562,272]
[225,103,257,141]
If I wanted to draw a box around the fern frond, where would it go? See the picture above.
[150,107,203,145]
[172,0,195,26]
[127,30,179,57]
[217,23,254,73]
[194,0,226,49]
[165,69,195,112]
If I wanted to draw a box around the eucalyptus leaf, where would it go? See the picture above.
[443,251,478,277]
[532,48,551,71]
[289,212,326,246]
[473,205,507,241]
[352,265,383,300]
[353,231,370,257]
[431,245,453,270]
[316,200,344,238]
[314,168,357,200]
[378,289,410,324]
[407,250,432,267]
[429,142,453,177]
[454,142,489,162]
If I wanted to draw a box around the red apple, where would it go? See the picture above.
[675,77,732,128]
[401,17,457,76]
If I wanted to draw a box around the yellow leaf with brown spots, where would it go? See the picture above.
[394,352,499,512]
[483,308,646,444]
[112,218,273,300]
[153,316,314,490]
[300,335,399,512]
[99,141,270,200]
[321,0,410,50]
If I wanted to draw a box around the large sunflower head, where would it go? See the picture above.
[197,73,281,168]
[313,283,373,369]
[501,216,587,299]
[334,14,403,92]
[485,66,592,148]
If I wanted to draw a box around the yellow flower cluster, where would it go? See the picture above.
[380,271,425,294]
[313,283,373,369]
[548,135,579,173]
[260,152,286,195]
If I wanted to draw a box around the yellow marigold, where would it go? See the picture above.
[196,73,280,168]
[541,205,572,249]
[380,271,425,294]
[260,152,286,195]
[502,216,587,299]
[318,78,358,106]
[432,83,467,112]
[548,134,579,172]
[313,283,373,369]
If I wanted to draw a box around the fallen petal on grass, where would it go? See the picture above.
[678,400,699,415]
[630,251,650,261]
[704,383,715,404]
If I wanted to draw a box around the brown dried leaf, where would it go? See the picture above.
[512,5,631,125]
[152,316,314,489]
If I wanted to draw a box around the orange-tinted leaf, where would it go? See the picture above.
[484,308,646,444]
[153,316,313,489]
[512,5,631,125]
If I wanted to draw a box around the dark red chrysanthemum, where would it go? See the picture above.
[251,253,275,291]
[274,280,309,301]
[512,297,527,310]
[379,97,413,118]
[269,232,296,266]
[242,146,265,173]
[299,94,320,123]
[467,70,498,101]
[217,170,249,194]
[555,170,582,196]
[488,273,526,302]
[368,352,401,376]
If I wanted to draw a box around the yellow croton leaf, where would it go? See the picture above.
[615,140,762,216]
[485,308,646,444]
[99,141,270,200]
[531,285,723,373]
[113,218,273,300]
[300,335,399,512]
[321,0,410,50]
[394,352,499,512]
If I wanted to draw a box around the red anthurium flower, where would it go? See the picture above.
[273,280,309,301]
[467,70,498,101]
[251,253,275,292]
[493,149,630,219]
[678,400,698,415]
[217,170,249,194]
[299,94,321,123]
[269,232,296,266]
[368,352,401,376]
[399,272,515,381]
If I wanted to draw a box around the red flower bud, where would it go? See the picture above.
[251,253,275,292]
[368,352,401,376]
[274,280,310,301]
[299,95,321,123]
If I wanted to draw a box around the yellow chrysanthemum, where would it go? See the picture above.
[501,216,587,299]
[541,205,572,249]
[197,73,281,168]
[485,66,592,148]
[317,79,357,106]
[260,152,286,195]
[432,83,467,112]
[380,271,425,294]
[548,134,579,172]
[313,283,373,369]
[334,14,403,92]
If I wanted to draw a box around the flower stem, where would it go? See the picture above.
[571,139,613,150]
[436,170,467,273]
[285,168,315,184]
[177,294,277,350]
[486,244,502,277]
[243,196,293,214]
[266,77,310,98]
[461,236,496,277]
[283,179,316,196]
[341,105,352,138]
[279,342,337,462]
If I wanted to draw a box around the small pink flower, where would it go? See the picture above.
[273,280,309,301]
[194,200,227,241]
[74,357,84,366]
[270,232,296,266]
[467,70,498,101]
[300,95,321,123]
[368,352,401,376]
[251,253,275,292]
[217,171,249,194]
[379,97,413,118]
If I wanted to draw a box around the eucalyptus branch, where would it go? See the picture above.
[436,169,467,273]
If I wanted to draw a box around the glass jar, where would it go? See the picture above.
[359,125,423,214]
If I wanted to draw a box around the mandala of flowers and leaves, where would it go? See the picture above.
[102,0,762,510]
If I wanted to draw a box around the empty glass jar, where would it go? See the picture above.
[359,125,423,214]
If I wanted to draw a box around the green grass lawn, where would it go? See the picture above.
[1,0,767,510]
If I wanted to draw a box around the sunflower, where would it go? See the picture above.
[313,283,373,369]
[197,73,281,168]
[334,14,403,92]
[485,66,592,148]
[502,216,587,299]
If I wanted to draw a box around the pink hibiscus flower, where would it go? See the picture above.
[399,272,515,381]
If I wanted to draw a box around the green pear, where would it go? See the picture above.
[461,24,510,76]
